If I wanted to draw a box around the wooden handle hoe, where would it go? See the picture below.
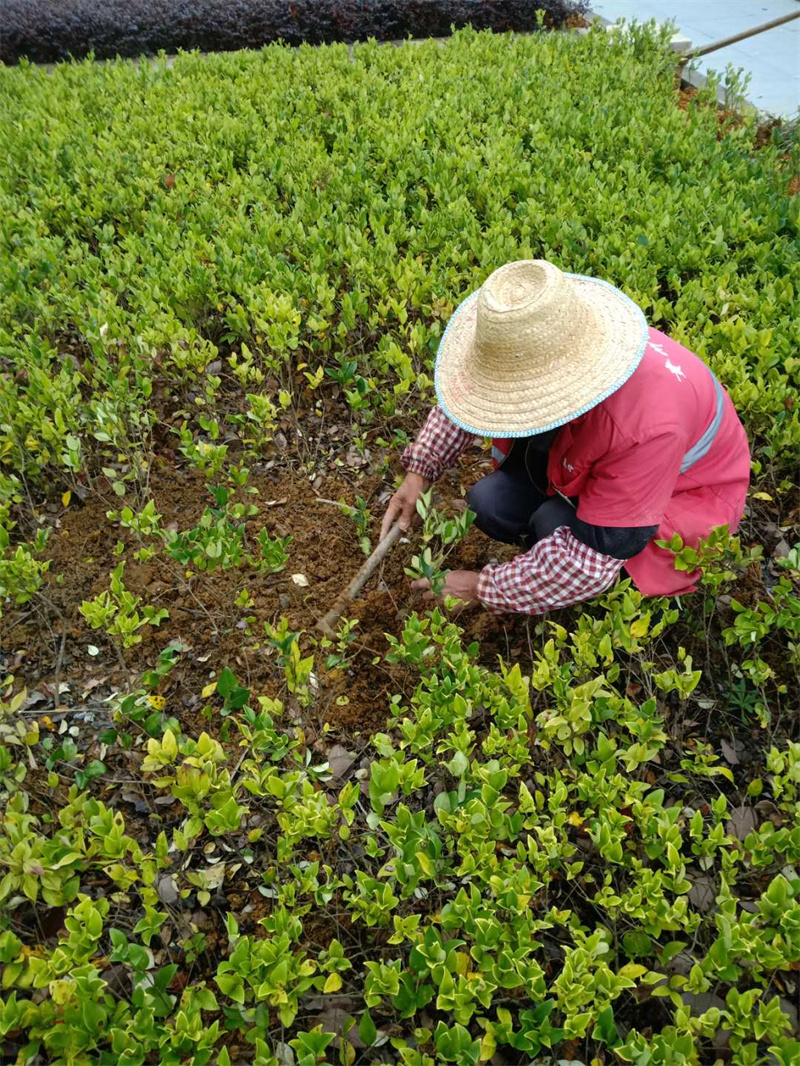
[316,522,403,637]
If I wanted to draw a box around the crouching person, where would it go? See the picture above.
[381,261,751,614]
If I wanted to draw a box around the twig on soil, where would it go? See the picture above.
[317,523,402,636]
[162,559,221,635]
[379,566,400,607]
[229,749,249,786]
[53,617,68,712]
[4,610,36,633]
[37,594,68,709]
[314,497,357,514]
[347,639,393,668]
[17,470,40,528]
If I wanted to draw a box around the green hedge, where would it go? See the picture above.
[0,25,798,501]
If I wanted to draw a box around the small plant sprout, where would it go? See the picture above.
[141,640,188,690]
[339,495,372,556]
[417,488,476,548]
[320,617,360,671]
[164,485,289,575]
[404,489,476,598]
[79,562,169,650]
[0,527,51,614]
[266,618,316,707]
[175,423,229,476]
[106,499,163,538]
[235,587,255,609]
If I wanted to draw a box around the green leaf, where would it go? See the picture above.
[217,667,237,699]
[358,1009,378,1047]
[593,1005,619,1046]
[623,931,655,958]
[0,931,22,964]
[216,972,245,1004]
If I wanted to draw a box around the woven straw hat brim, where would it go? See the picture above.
[435,273,648,437]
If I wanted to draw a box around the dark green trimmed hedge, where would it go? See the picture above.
[1,0,588,64]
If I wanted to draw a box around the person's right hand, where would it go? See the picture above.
[380,472,430,541]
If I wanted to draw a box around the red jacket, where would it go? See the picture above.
[489,328,750,595]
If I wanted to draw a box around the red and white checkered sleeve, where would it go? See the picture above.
[476,526,623,615]
[401,406,476,483]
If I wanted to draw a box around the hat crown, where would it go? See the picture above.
[475,260,586,367]
[435,258,647,436]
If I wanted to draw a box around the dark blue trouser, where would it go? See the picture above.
[466,443,575,548]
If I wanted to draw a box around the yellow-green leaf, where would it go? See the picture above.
[339,1039,356,1066]
[162,729,178,759]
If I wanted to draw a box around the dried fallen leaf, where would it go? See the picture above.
[275,1042,295,1066]
[345,447,367,468]
[727,806,758,842]
[157,875,179,905]
[720,739,740,765]
[189,864,226,891]
[688,875,716,913]
[327,744,356,779]
[773,538,790,560]
[121,790,150,814]
[291,573,309,587]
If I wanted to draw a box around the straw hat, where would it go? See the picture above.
[435,260,648,436]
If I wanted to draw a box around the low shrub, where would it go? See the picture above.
[0,23,798,1065]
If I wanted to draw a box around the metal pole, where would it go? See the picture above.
[689,9,800,58]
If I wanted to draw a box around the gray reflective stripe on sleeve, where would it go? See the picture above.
[680,373,724,474]
[491,445,507,464]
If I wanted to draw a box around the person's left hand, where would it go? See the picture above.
[411,570,481,609]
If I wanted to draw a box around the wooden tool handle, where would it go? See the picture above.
[316,522,402,636]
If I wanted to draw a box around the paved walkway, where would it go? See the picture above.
[591,0,800,116]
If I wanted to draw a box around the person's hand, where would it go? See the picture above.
[380,472,430,541]
[411,570,481,610]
